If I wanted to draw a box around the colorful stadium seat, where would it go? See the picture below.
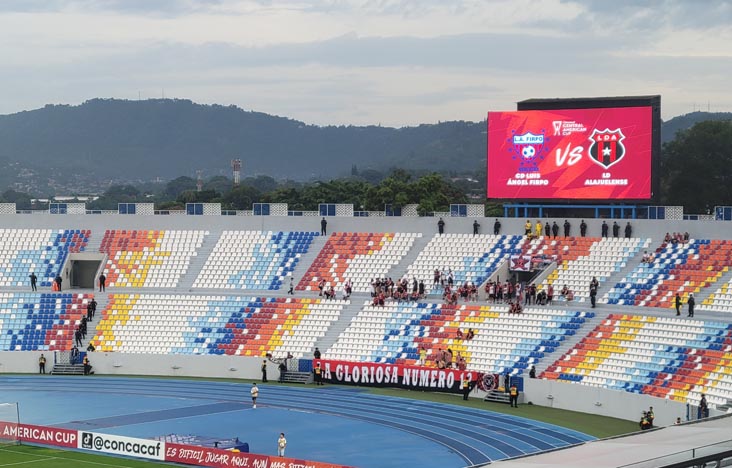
[99,230,206,288]
[0,229,89,287]
[91,294,344,358]
[604,240,732,308]
[297,232,419,293]
[538,237,649,301]
[325,301,590,375]
[193,231,317,290]
[0,292,93,351]
[541,314,732,408]
[406,234,523,293]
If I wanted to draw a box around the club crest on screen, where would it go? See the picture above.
[508,130,549,172]
[588,128,626,169]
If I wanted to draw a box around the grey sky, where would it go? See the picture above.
[1,0,730,126]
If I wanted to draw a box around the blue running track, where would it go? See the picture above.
[0,376,593,467]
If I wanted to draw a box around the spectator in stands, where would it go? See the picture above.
[324,285,335,299]
[466,328,475,340]
[544,222,551,237]
[419,346,427,366]
[261,359,268,382]
[38,354,46,374]
[75,328,82,347]
[494,219,501,235]
[456,328,464,340]
[624,222,632,238]
[86,342,95,352]
[580,220,587,237]
[251,383,259,409]
[551,221,559,238]
[687,293,695,317]
[524,220,532,236]
[601,221,608,238]
[684,231,690,242]
[320,217,327,235]
[98,273,106,292]
[277,433,287,457]
[547,284,554,305]
[529,365,536,378]
[29,272,37,292]
[675,293,682,316]
[535,220,542,238]
[313,347,321,359]
[83,355,93,375]
[288,277,294,295]
[664,232,672,243]
[438,217,445,235]
[674,417,682,425]
[54,274,62,291]
[318,279,325,296]
[473,220,480,235]
[612,221,620,238]
[418,280,425,298]
[509,301,523,314]
[536,288,547,305]
[509,382,519,407]
[456,353,467,370]
[589,277,599,308]
[563,220,570,237]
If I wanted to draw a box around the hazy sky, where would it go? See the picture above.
[1,0,731,126]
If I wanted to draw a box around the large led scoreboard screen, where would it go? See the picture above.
[487,106,653,200]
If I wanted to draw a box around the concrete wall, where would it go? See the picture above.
[1,351,269,381]
[522,378,690,427]
[0,213,727,243]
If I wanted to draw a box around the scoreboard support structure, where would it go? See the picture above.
[504,203,640,219]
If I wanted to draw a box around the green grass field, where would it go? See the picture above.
[0,444,170,467]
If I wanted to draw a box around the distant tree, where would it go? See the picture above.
[164,176,197,199]
[1,189,32,210]
[177,189,220,204]
[662,120,732,213]
[204,176,233,195]
[87,184,141,210]
[222,185,262,210]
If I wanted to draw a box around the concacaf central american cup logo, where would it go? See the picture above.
[508,130,549,172]
[588,128,626,169]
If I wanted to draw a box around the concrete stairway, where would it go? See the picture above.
[178,229,221,290]
[85,229,105,253]
[386,233,434,283]
[289,235,328,286]
[599,237,656,304]
[532,309,606,375]
[80,293,110,350]
[697,267,732,308]
[51,363,85,375]
[312,299,365,354]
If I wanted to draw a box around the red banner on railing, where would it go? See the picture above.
[314,359,495,393]
[164,442,351,468]
[0,422,77,448]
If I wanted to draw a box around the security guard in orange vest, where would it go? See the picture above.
[462,376,471,401]
[509,382,519,407]
[314,362,323,386]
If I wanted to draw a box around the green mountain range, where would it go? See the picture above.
[0,98,728,189]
